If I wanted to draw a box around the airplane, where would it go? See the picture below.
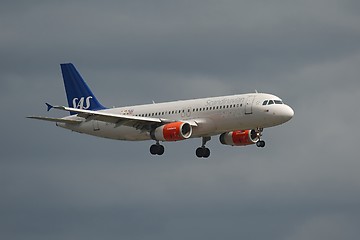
[28,63,294,158]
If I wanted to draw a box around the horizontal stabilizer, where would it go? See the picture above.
[27,116,82,124]
[46,103,54,112]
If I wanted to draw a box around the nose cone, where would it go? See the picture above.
[281,105,294,122]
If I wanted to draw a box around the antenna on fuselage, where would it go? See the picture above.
[255,89,258,93]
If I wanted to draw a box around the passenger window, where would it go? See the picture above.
[268,100,274,105]
[263,100,268,105]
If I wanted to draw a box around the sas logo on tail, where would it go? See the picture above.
[73,96,92,109]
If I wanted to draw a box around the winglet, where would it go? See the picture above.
[46,103,54,112]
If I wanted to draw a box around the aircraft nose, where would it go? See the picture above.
[281,105,294,122]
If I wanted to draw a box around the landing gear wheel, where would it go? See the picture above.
[196,147,204,158]
[150,144,158,155]
[196,136,212,158]
[150,144,165,155]
[196,147,210,158]
[203,148,210,158]
[256,140,265,148]
[157,145,165,155]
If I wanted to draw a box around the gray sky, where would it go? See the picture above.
[1,0,360,239]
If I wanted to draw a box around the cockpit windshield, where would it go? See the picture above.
[262,99,283,105]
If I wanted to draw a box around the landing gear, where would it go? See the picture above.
[196,147,210,158]
[255,128,265,148]
[196,136,211,158]
[256,140,265,148]
[150,142,164,155]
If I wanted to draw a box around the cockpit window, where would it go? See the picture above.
[274,100,283,104]
[268,100,274,105]
[262,100,268,105]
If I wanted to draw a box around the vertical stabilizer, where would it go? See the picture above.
[60,63,105,114]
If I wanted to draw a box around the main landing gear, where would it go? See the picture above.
[196,136,211,158]
[255,128,265,148]
[150,141,164,155]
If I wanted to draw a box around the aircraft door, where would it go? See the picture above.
[245,96,255,114]
[181,108,186,117]
[186,107,192,117]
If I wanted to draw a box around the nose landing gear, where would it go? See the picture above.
[255,128,265,148]
[256,140,265,148]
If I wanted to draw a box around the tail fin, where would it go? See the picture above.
[60,63,105,114]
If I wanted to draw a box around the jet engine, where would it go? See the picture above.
[219,129,260,146]
[151,122,192,141]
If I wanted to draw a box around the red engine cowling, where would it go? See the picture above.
[151,122,192,141]
[219,129,259,146]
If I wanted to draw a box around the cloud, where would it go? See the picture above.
[285,214,360,240]
[1,0,360,239]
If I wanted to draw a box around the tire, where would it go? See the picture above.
[203,148,210,158]
[158,145,165,155]
[196,147,204,158]
[150,144,158,155]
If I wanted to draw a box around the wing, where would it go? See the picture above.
[27,116,82,124]
[51,106,178,131]
[30,104,199,131]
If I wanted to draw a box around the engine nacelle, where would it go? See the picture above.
[151,122,192,141]
[219,129,259,146]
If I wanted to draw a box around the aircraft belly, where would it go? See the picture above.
[58,121,150,141]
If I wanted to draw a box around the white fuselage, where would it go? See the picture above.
[57,93,294,141]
